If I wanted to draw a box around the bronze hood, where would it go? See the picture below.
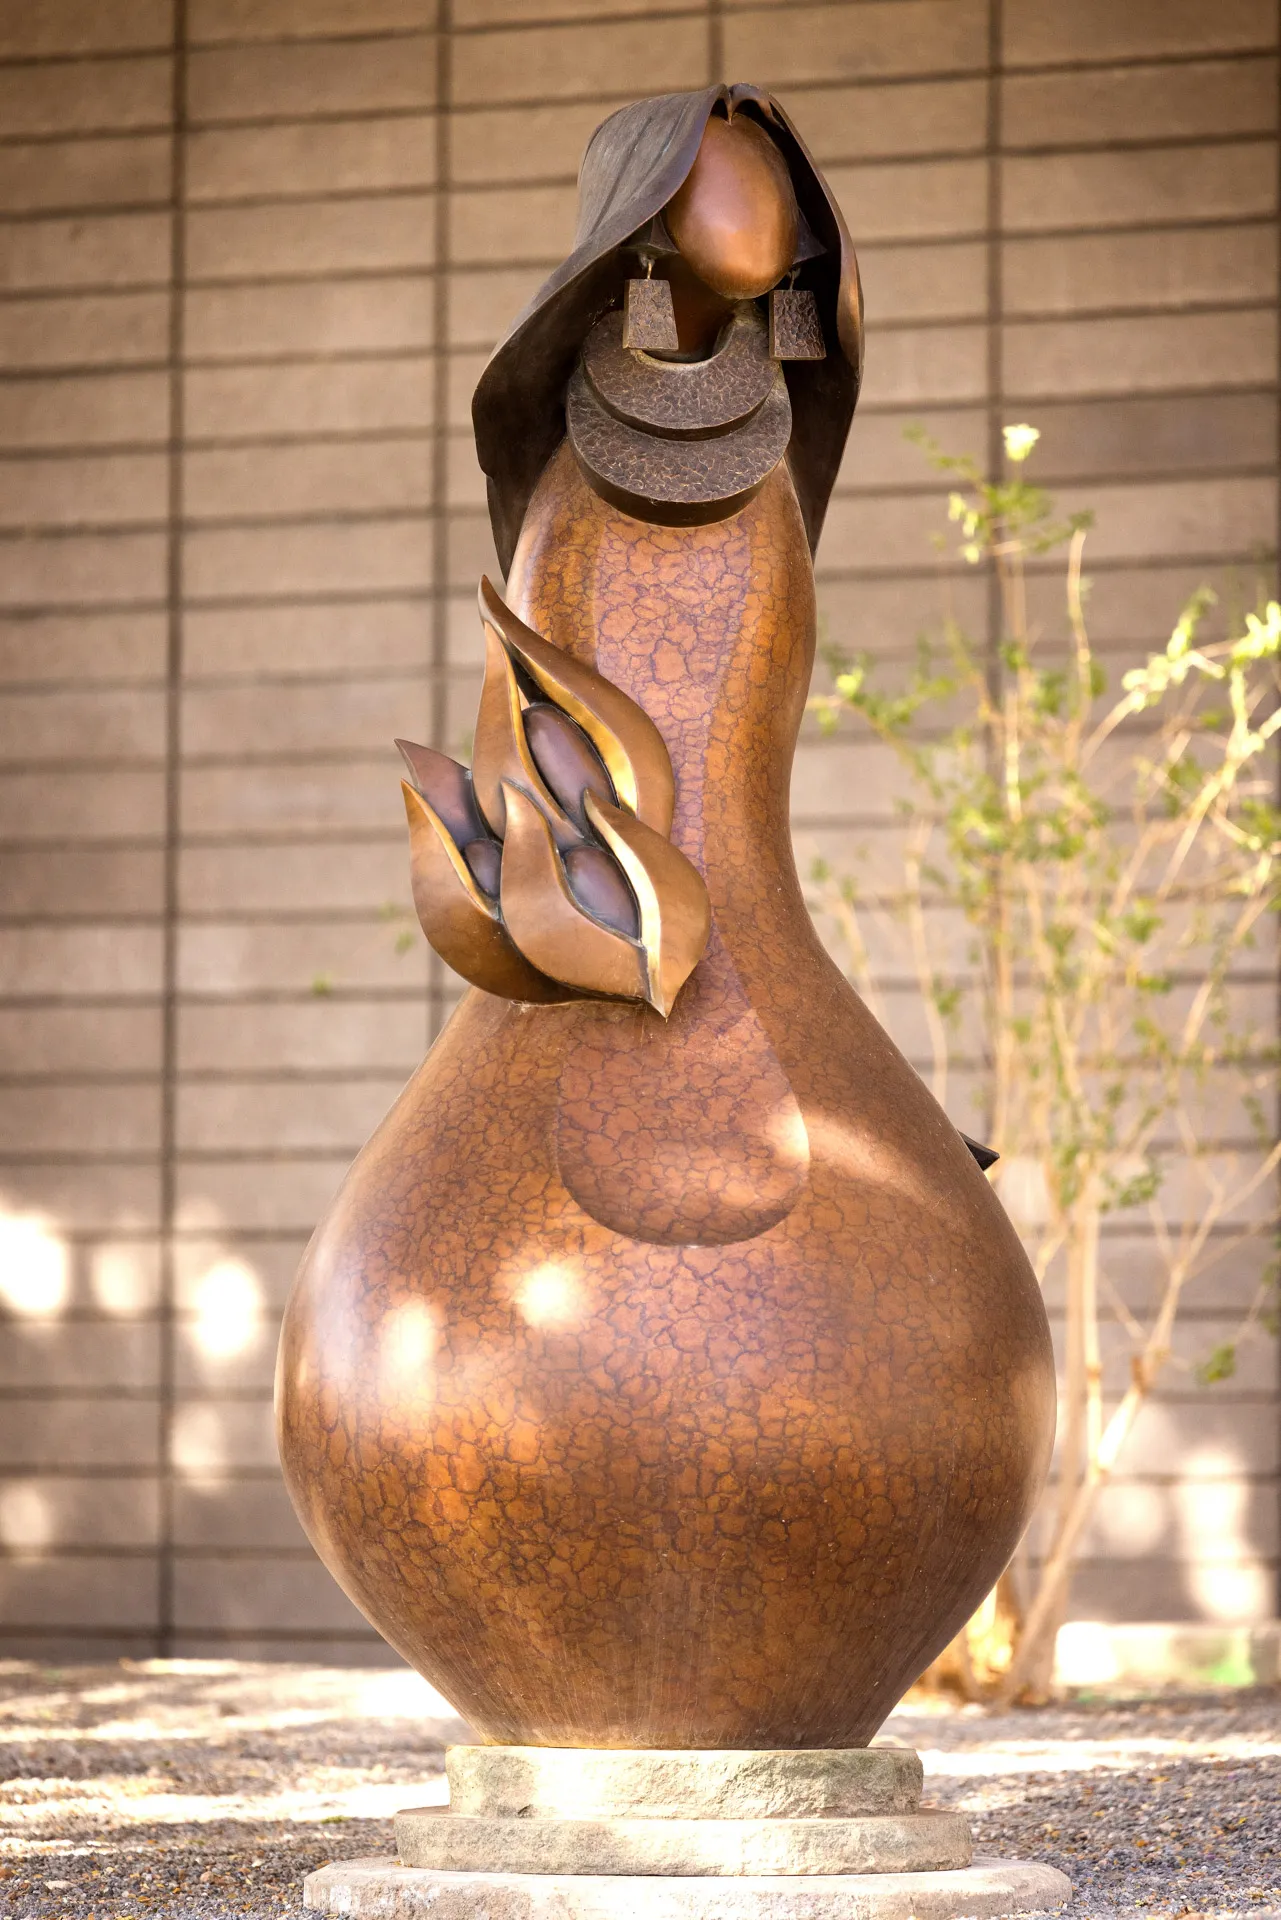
[472,83,864,574]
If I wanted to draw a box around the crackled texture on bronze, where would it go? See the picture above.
[277,86,1055,1752]
[277,441,1054,1746]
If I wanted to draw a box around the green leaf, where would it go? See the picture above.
[1196,1343,1237,1386]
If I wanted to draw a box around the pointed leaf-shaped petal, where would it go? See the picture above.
[402,782,575,1004]
[499,782,648,1003]
[479,576,675,835]
[396,738,485,848]
[584,791,711,1016]
[471,623,581,850]
[523,702,616,830]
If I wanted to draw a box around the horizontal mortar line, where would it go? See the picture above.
[0,1546,323,1563]
[0,182,445,225]
[0,909,423,928]
[0,590,437,619]
[0,1386,281,1403]
[0,346,450,378]
[0,432,444,459]
[1001,128,1281,162]
[860,213,1280,252]
[0,45,177,74]
[0,1062,420,1084]
[0,29,434,73]
[0,121,177,150]
[0,679,175,697]
[175,667,464,691]
[184,22,438,51]
[0,1151,177,1166]
[0,113,427,153]
[993,300,1280,329]
[999,42,1281,81]
[0,509,437,540]
[0,1468,278,1483]
[0,196,176,226]
[0,278,172,303]
[834,461,1281,500]
[816,545,1280,581]
[857,383,1280,418]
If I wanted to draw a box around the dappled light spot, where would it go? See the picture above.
[192,1258,263,1359]
[90,1242,156,1316]
[0,1482,54,1558]
[171,1405,228,1480]
[511,1261,585,1330]
[0,1212,68,1318]
[379,1300,441,1407]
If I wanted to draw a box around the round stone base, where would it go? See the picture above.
[303,1858,1073,1919]
[445,1748,924,1821]
[394,1808,971,1876]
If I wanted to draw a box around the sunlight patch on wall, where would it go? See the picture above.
[192,1259,263,1359]
[0,1481,54,1558]
[1181,1448,1267,1622]
[171,1405,228,1481]
[0,1212,68,1318]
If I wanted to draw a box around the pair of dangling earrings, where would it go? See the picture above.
[622,265,825,362]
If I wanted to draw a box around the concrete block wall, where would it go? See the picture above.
[0,0,1276,1659]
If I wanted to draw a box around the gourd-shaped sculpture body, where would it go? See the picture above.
[277,86,1055,1749]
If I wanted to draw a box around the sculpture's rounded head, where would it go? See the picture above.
[473,84,863,574]
[664,111,799,300]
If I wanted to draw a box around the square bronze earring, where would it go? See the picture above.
[769,287,825,361]
[623,276,679,352]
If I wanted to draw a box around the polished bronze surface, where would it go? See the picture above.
[278,90,1052,1754]
[479,577,675,836]
[665,112,799,299]
[278,437,1056,1747]
[398,575,709,1014]
[473,622,581,849]
[584,792,713,1019]
[524,705,616,834]
[400,781,567,1005]
[500,782,650,1004]
[472,85,863,572]
[562,844,640,938]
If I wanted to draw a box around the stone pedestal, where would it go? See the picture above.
[303,1747,1070,1919]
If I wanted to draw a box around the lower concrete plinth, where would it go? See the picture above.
[302,1858,1073,1918]
[302,1750,1069,1919]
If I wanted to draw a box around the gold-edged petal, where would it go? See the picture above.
[471,623,581,850]
[499,782,648,1003]
[479,576,675,835]
[584,792,711,1016]
[402,781,574,1004]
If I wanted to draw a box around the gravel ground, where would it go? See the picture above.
[0,1661,1275,1919]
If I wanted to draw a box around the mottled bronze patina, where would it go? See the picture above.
[277,89,1055,1750]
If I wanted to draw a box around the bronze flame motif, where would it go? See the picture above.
[399,579,711,1017]
[276,88,1056,1751]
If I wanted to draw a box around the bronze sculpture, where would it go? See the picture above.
[277,85,1056,1754]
